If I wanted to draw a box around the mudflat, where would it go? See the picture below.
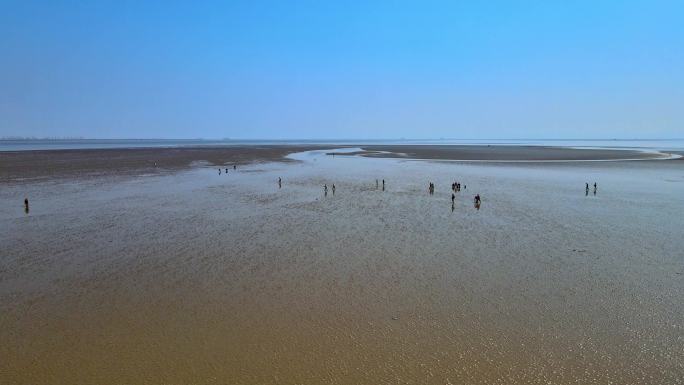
[1,144,670,183]
[0,145,323,182]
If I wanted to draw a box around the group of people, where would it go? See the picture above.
[218,165,237,174]
[428,179,479,209]
[585,182,598,196]
[451,181,465,192]
[323,183,336,196]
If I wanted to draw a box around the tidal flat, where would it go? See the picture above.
[1,146,683,384]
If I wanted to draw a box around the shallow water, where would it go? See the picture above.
[1,151,683,384]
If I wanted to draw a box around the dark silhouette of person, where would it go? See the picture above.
[234,165,237,170]
[382,179,385,191]
[324,184,328,196]
[24,198,29,214]
[451,193,455,203]
[332,184,336,195]
[218,168,221,175]
[474,195,481,210]
[278,177,282,188]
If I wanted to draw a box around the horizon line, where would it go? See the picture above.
[2,137,683,141]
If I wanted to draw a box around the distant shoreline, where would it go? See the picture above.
[2,138,684,152]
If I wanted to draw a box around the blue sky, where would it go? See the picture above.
[1,0,682,139]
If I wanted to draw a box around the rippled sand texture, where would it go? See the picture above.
[1,151,683,384]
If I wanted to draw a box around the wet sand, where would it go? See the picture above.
[329,145,667,161]
[1,147,683,384]
[0,145,324,182]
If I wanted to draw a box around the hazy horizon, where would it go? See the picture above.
[2,1,683,139]
[3,136,684,141]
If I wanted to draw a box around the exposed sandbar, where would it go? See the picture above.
[329,145,667,161]
[0,145,322,182]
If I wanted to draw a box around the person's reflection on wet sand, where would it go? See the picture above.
[24,198,29,214]
[474,200,481,210]
[451,202,455,212]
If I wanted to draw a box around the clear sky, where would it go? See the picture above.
[1,0,682,139]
